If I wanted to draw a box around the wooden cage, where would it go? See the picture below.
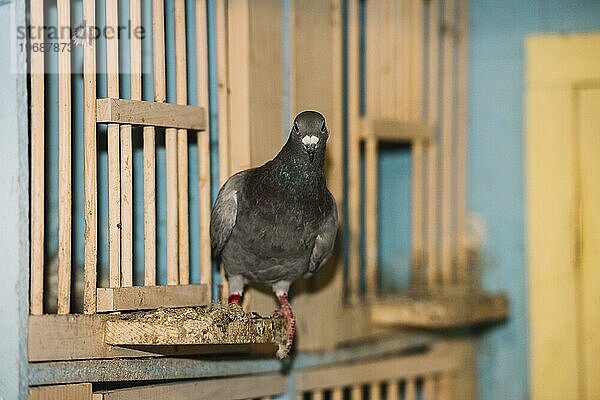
[27,0,506,398]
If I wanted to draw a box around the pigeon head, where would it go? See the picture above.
[289,111,329,163]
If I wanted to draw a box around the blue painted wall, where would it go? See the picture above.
[468,1,600,399]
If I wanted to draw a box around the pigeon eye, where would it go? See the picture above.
[321,121,327,133]
[293,122,300,134]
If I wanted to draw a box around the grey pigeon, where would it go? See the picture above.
[210,110,338,357]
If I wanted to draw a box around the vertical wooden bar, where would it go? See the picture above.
[152,0,166,103]
[410,0,425,289]
[332,387,343,400]
[120,124,133,287]
[371,381,381,400]
[438,373,451,400]
[166,127,179,286]
[143,126,157,286]
[106,0,121,288]
[440,0,455,286]
[388,380,399,400]
[216,0,229,299]
[83,0,98,313]
[366,0,380,117]
[175,0,190,285]
[196,0,212,298]
[57,0,72,314]
[351,385,362,400]
[422,374,437,400]
[401,0,411,118]
[426,0,439,290]
[313,390,324,400]
[365,138,378,299]
[30,0,45,315]
[455,0,469,284]
[405,378,417,400]
[380,0,391,117]
[347,0,360,304]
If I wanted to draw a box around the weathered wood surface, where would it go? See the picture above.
[96,284,210,312]
[29,383,92,400]
[360,117,433,142]
[371,291,508,328]
[93,373,286,400]
[105,305,286,346]
[96,98,207,131]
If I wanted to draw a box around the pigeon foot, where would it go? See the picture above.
[275,293,295,359]
[228,293,242,304]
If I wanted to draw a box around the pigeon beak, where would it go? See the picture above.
[304,144,317,162]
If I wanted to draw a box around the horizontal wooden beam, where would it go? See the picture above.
[97,284,210,312]
[93,373,286,400]
[360,117,433,142]
[97,98,207,130]
[370,291,509,328]
[29,314,277,362]
[105,305,286,346]
[296,340,466,391]
[29,383,92,400]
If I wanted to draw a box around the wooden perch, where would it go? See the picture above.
[105,305,287,346]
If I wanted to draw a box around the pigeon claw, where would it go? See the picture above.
[276,293,295,359]
[228,293,242,304]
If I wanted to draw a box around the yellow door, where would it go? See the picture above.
[527,34,600,400]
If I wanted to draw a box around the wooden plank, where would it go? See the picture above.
[296,342,461,392]
[29,0,45,316]
[455,0,469,284]
[422,374,437,400]
[370,291,508,328]
[28,314,276,362]
[104,306,286,346]
[347,0,361,304]
[97,373,285,400]
[313,389,324,400]
[83,0,98,314]
[411,138,425,288]
[387,380,399,400]
[426,0,440,291]
[96,98,207,130]
[166,127,179,285]
[331,387,343,400]
[143,126,157,286]
[365,0,380,117]
[120,125,134,287]
[216,0,230,301]
[351,385,361,400]
[106,0,121,289]
[130,0,142,101]
[152,0,166,103]
[196,0,212,299]
[57,0,72,314]
[360,118,433,142]
[30,383,92,400]
[440,0,455,287]
[96,284,209,312]
[365,137,378,299]
[174,0,190,285]
[370,381,381,400]
[405,377,417,400]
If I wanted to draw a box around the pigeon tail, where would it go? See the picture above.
[275,293,295,359]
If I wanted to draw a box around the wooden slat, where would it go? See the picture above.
[29,0,45,316]
[166,127,179,285]
[216,0,229,300]
[196,0,212,299]
[83,0,98,314]
[440,0,455,286]
[380,0,391,117]
[175,0,190,285]
[370,381,381,400]
[30,383,92,400]
[332,387,343,400]
[365,138,378,299]
[143,126,157,286]
[57,0,72,314]
[96,98,207,130]
[130,0,142,101]
[405,377,417,400]
[152,0,166,103]
[106,0,121,288]
[296,344,460,391]
[351,385,362,400]
[388,380,399,400]
[366,0,380,117]
[401,0,411,118]
[312,390,324,400]
[422,374,437,400]
[96,373,286,400]
[438,373,451,400]
[347,0,360,304]
[120,125,134,287]
[455,0,469,284]
[96,284,209,312]
[426,0,440,290]
[411,139,425,288]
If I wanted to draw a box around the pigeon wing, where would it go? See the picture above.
[210,171,247,256]
[305,200,338,278]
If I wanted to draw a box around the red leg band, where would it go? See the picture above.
[228,293,242,304]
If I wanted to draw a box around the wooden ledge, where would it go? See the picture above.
[97,98,207,130]
[360,117,434,142]
[105,305,287,346]
[370,291,508,329]
[97,284,209,313]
